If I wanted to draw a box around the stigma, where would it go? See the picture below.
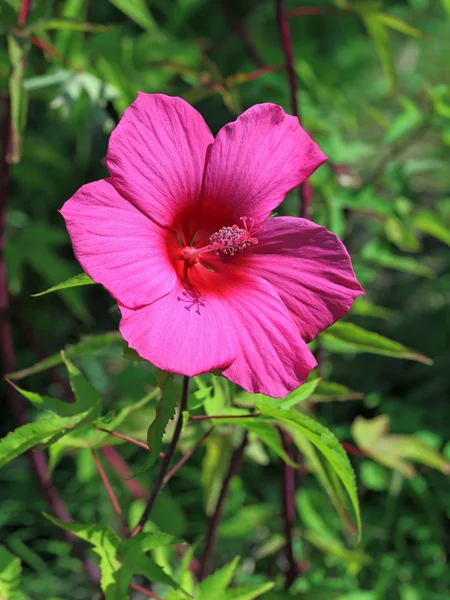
[180,217,262,266]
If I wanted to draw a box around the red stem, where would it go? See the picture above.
[94,426,165,456]
[163,427,213,485]
[17,0,31,27]
[199,431,248,580]
[130,376,190,537]
[129,583,164,600]
[286,7,344,18]
[340,441,365,457]
[275,0,312,219]
[100,446,148,500]
[189,413,258,421]
[91,451,130,536]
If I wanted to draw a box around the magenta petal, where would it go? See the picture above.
[237,216,364,342]
[118,279,238,377]
[106,93,214,239]
[221,273,317,398]
[60,179,178,309]
[199,103,326,238]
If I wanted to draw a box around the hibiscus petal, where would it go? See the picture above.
[235,216,364,342]
[60,178,178,309]
[118,274,238,377]
[199,103,326,240]
[220,272,317,398]
[107,93,214,240]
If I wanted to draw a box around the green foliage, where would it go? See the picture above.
[0,545,24,600]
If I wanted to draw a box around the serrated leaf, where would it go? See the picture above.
[257,404,361,538]
[321,321,432,364]
[109,0,158,30]
[145,373,176,468]
[7,332,123,380]
[0,545,24,600]
[32,272,95,296]
[62,352,102,419]
[197,556,240,600]
[0,412,91,468]
[44,515,122,599]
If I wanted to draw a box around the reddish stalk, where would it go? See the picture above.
[275,0,312,219]
[130,376,190,537]
[340,441,365,457]
[163,427,213,485]
[199,431,249,580]
[91,451,130,536]
[286,7,344,18]
[94,425,165,456]
[100,446,147,500]
[189,413,259,421]
[17,0,31,26]
[129,583,164,600]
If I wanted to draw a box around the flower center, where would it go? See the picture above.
[180,217,262,266]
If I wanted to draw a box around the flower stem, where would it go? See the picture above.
[163,427,213,485]
[130,376,190,537]
[91,450,130,536]
[199,431,249,580]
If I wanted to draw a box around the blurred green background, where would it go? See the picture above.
[1,0,450,599]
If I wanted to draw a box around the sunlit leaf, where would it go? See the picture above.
[362,239,436,278]
[197,556,240,600]
[0,545,24,600]
[32,272,95,296]
[108,0,158,31]
[321,321,432,364]
[412,210,450,246]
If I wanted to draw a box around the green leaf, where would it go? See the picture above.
[29,18,110,33]
[0,412,92,468]
[202,434,233,516]
[351,296,392,320]
[311,380,364,403]
[145,373,177,468]
[352,416,450,477]
[122,343,145,362]
[224,582,275,600]
[384,97,422,144]
[321,321,432,364]
[361,239,436,278]
[7,33,30,163]
[32,273,95,296]
[377,13,426,38]
[442,0,450,17]
[44,515,122,599]
[6,332,123,380]
[61,352,102,419]
[257,404,361,538]
[303,530,371,575]
[197,556,240,600]
[361,13,394,90]
[412,210,450,246]
[109,0,159,30]
[0,545,24,600]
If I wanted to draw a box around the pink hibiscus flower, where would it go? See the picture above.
[61,93,363,398]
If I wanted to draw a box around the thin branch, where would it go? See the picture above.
[222,0,265,68]
[94,426,165,456]
[280,430,299,588]
[100,446,147,500]
[275,0,312,219]
[340,441,365,457]
[163,427,213,485]
[91,451,129,536]
[287,7,345,18]
[129,583,164,600]
[130,376,190,537]
[199,431,249,580]
[189,413,259,421]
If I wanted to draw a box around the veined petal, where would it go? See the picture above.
[118,272,238,377]
[60,179,178,309]
[198,103,326,241]
[235,216,364,342]
[107,93,214,241]
[220,272,317,398]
